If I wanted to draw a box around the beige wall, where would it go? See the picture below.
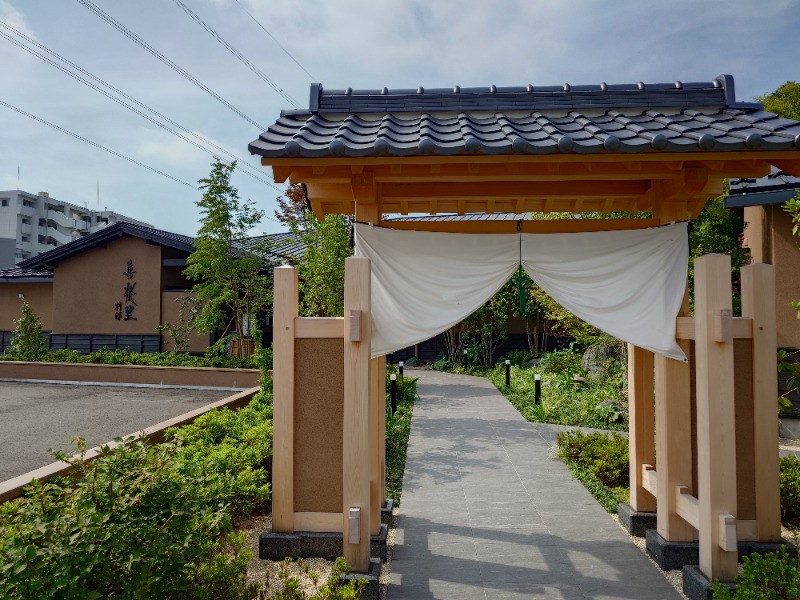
[160,291,210,353]
[0,282,53,330]
[743,205,800,348]
[52,237,161,334]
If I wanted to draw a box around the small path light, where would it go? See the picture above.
[463,348,468,369]
[534,373,541,405]
[398,360,404,378]
[390,373,397,415]
[505,359,511,387]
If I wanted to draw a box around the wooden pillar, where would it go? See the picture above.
[741,263,781,541]
[379,356,387,507]
[343,256,372,572]
[369,356,383,535]
[628,344,656,512]
[272,266,298,533]
[695,254,738,581]
[655,287,695,542]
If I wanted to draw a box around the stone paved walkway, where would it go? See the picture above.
[388,370,681,600]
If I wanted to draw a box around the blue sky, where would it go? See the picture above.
[1,0,798,235]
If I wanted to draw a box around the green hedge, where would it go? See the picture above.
[384,366,417,506]
[0,389,273,599]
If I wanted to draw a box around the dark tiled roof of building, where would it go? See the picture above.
[0,267,53,282]
[240,231,306,263]
[725,168,800,208]
[249,75,800,159]
[19,221,196,269]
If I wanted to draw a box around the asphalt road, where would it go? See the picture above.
[0,382,231,482]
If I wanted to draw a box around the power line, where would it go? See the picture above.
[231,0,316,82]
[76,0,267,130]
[171,0,300,108]
[0,98,197,189]
[0,22,279,191]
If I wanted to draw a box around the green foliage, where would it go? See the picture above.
[184,159,271,357]
[0,347,258,369]
[556,430,629,488]
[555,430,630,513]
[0,387,274,599]
[157,294,202,352]
[711,546,800,600]
[462,279,515,368]
[292,213,352,317]
[267,557,365,599]
[689,193,750,313]
[488,348,628,430]
[385,366,417,505]
[528,284,604,347]
[785,196,800,320]
[780,455,800,528]
[757,81,800,121]
[778,349,800,414]
[7,299,48,360]
[501,349,537,367]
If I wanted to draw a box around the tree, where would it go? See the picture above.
[184,160,271,357]
[292,212,352,317]
[756,81,800,121]
[274,183,312,229]
[8,299,48,360]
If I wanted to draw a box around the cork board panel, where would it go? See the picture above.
[734,339,755,520]
[689,340,756,520]
[294,337,344,514]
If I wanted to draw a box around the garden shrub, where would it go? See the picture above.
[385,366,417,505]
[556,430,629,488]
[781,455,800,527]
[6,300,48,360]
[540,348,583,375]
[711,546,800,599]
[0,347,260,369]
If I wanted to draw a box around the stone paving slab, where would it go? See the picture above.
[389,370,681,600]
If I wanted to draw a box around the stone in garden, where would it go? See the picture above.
[404,356,422,367]
[581,338,627,379]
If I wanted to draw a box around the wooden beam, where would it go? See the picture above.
[342,257,372,572]
[380,180,651,202]
[351,171,378,203]
[294,512,343,533]
[628,345,656,512]
[369,357,383,536]
[294,317,344,339]
[675,485,700,530]
[741,263,781,541]
[382,218,660,235]
[770,158,800,177]
[642,464,658,497]
[675,316,753,340]
[379,356,387,508]
[273,266,298,533]
[695,253,738,582]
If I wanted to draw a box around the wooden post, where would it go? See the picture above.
[695,254,738,581]
[369,356,383,535]
[379,355,387,508]
[628,344,656,512]
[741,263,781,541]
[273,266,298,533]
[655,286,695,542]
[343,256,372,572]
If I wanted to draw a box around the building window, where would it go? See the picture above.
[21,217,29,224]
[21,235,29,242]
[38,218,46,227]
[1,198,7,207]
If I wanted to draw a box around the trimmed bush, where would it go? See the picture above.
[711,546,800,599]
[781,455,800,527]
[556,430,629,488]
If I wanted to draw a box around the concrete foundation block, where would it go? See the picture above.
[259,527,300,560]
[646,529,699,571]
[617,503,657,537]
[682,565,735,600]
[259,523,389,562]
[739,540,797,560]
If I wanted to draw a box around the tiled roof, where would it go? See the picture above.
[726,168,800,208]
[239,231,307,263]
[249,75,800,159]
[19,221,196,269]
[0,267,53,281]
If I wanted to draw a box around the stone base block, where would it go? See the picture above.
[617,503,657,537]
[340,558,381,600]
[682,565,735,600]
[739,540,797,560]
[260,523,389,562]
[381,498,394,526]
[646,530,698,571]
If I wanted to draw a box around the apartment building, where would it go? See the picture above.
[0,189,151,269]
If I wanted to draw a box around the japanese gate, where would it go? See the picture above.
[249,75,800,591]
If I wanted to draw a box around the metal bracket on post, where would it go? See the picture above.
[348,507,361,544]
[713,309,733,343]
[349,310,362,342]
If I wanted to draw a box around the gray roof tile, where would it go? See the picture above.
[250,75,800,160]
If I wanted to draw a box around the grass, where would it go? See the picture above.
[384,368,417,505]
[558,456,629,513]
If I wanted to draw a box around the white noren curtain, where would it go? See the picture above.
[354,222,688,362]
